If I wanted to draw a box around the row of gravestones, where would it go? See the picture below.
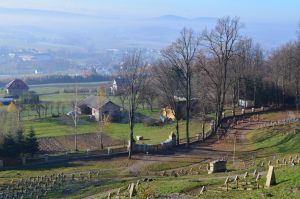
[258,155,300,168]
[107,154,299,198]
[259,118,300,128]
[201,154,299,195]
[234,115,261,126]
[106,178,155,199]
[0,170,104,199]
[158,164,212,178]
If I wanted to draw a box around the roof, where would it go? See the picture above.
[5,79,29,90]
[78,95,120,109]
[0,98,14,102]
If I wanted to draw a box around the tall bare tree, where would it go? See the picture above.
[201,16,241,127]
[290,41,300,111]
[119,50,147,159]
[161,28,200,146]
[153,60,182,145]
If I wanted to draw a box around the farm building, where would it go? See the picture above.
[78,95,121,121]
[160,96,201,121]
[111,77,125,95]
[238,99,254,108]
[5,79,29,96]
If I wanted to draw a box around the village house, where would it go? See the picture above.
[111,77,125,95]
[238,99,254,108]
[78,95,121,121]
[160,96,201,122]
[5,79,29,96]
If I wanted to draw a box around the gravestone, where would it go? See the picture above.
[107,147,111,155]
[129,183,136,198]
[208,160,227,174]
[265,166,276,187]
[136,136,144,141]
[200,186,206,194]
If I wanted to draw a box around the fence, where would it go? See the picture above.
[0,106,276,170]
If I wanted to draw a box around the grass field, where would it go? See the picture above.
[23,116,208,144]
[248,124,300,155]
[23,117,98,137]
[1,111,300,198]
[10,81,209,145]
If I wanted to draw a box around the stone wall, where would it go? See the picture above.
[130,132,176,153]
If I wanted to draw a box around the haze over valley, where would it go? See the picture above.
[0,7,298,75]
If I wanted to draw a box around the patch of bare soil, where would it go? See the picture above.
[38,133,124,152]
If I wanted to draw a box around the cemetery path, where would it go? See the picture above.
[130,121,264,173]
[84,113,289,199]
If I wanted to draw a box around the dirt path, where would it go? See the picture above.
[84,111,295,198]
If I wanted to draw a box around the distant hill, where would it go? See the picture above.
[156,15,188,21]
[0,7,91,18]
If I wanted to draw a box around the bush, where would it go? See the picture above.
[143,118,162,126]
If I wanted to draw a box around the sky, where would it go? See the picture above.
[0,0,299,23]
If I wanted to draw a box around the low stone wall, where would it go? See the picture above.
[131,132,176,153]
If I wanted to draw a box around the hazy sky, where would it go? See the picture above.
[0,0,299,23]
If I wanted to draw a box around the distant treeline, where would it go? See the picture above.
[63,88,98,93]
[0,74,112,87]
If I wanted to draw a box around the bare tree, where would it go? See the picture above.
[153,60,182,145]
[119,50,147,159]
[229,39,252,116]
[250,44,264,106]
[96,87,111,150]
[71,85,79,151]
[201,16,241,127]
[140,77,158,111]
[290,41,300,111]
[115,87,127,110]
[161,28,200,146]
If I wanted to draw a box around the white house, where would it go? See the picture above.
[238,99,254,108]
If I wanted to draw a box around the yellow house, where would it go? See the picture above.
[161,106,176,121]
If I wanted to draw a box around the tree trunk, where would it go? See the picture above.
[128,113,134,159]
[202,120,206,140]
[176,119,179,145]
[185,76,191,147]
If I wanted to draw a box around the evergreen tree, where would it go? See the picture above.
[24,128,39,156]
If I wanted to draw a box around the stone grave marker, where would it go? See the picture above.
[208,160,227,174]
[256,174,262,189]
[224,177,231,191]
[129,183,136,198]
[200,186,206,194]
[253,169,258,177]
[265,166,276,187]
